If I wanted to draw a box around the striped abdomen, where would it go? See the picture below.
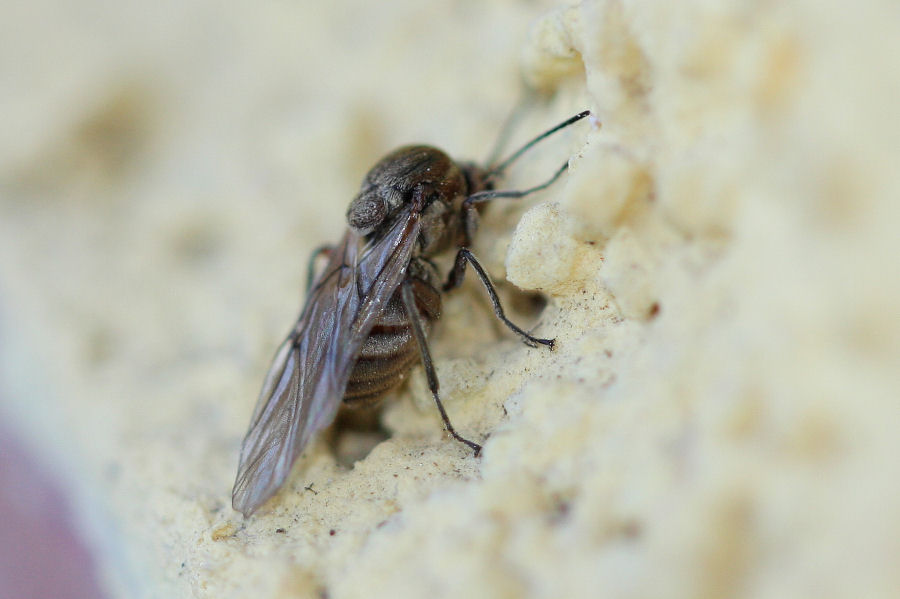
[343,266,441,406]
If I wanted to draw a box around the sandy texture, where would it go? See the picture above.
[1,0,898,598]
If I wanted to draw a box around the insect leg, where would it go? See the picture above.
[443,248,555,350]
[400,280,482,456]
[305,244,335,292]
[464,109,593,245]
[462,160,570,245]
[468,160,569,209]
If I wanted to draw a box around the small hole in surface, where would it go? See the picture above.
[328,404,389,468]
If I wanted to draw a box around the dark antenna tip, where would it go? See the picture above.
[487,109,593,178]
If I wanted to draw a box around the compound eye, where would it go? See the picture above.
[346,193,387,235]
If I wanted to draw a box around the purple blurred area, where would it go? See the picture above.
[0,423,108,599]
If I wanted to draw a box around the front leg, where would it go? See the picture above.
[459,157,570,251]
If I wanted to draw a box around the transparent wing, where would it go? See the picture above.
[232,206,422,516]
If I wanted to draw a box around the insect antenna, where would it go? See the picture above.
[483,94,533,167]
[485,109,593,181]
[460,109,593,248]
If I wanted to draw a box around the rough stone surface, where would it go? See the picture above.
[1,1,898,598]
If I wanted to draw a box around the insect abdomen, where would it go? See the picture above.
[343,270,441,406]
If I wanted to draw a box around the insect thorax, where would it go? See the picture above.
[346,145,491,256]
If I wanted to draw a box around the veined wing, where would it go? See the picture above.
[232,205,422,516]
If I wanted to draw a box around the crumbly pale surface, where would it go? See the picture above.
[1,1,898,597]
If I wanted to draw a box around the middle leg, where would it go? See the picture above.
[443,248,555,349]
